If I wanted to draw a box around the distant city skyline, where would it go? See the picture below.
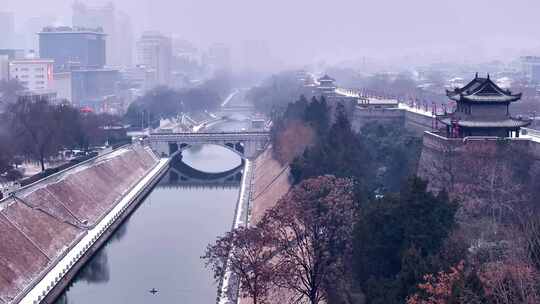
[3,0,540,69]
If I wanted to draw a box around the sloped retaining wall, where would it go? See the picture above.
[0,144,166,304]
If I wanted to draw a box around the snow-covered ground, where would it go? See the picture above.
[218,159,252,304]
[398,103,435,117]
[520,127,540,144]
[221,89,240,107]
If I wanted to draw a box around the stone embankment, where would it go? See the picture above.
[249,148,291,224]
[0,144,162,304]
[231,147,292,304]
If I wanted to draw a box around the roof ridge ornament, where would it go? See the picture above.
[487,73,490,80]
[475,72,478,79]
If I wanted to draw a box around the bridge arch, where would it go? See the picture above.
[159,159,244,189]
[149,131,270,159]
[169,141,246,158]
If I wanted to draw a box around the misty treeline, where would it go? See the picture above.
[124,71,231,128]
[270,94,422,195]
[204,92,540,304]
[0,97,120,176]
[0,79,24,109]
[246,71,313,115]
[246,70,448,118]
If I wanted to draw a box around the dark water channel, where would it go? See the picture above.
[55,120,247,304]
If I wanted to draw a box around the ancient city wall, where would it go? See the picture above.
[249,147,291,224]
[351,106,434,136]
[403,110,436,135]
[0,145,159,303]
[417,132,540,214]
[351,107,405,132]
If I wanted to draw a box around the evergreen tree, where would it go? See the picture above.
[290,103,370,185]
[304,96,329,138]
[353,178,458,304]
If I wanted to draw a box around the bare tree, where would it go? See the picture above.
[8,97,64,171]
[203,226,275,304]
[0,79,24,106]
[260,175,356,304]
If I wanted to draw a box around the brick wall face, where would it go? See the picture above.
[417,132,540,215]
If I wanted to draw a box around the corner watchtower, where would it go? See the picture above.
[438,74,531,138]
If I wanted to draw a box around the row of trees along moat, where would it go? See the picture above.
[1,97,120,176]
[0,72,232,183]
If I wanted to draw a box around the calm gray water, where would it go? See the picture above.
[55,142,244,304]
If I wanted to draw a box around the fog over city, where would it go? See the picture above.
[4,1,540,304]
[5,0,540,68]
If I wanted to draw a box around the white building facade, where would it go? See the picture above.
[136,32,172,86]
[9,59,54,91]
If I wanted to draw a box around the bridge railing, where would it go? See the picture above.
[521,127,540,138]
[148,131,271,142]
[150,131,269,135]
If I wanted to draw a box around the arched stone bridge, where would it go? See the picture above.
[148,131,270,159]
[157,160,243,189]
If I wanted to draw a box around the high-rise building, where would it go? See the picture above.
[71,68,119,109]
[23,16,55,54]
[52,72,72,102]
[0,49,25,60]
[116,11,133,68]
[39,26,106,72]
[242,40,272,72]
[72,1,132,68]
[520,56,540,83]
[0,12,15,49]
[72,1,115,66]
[39,26,119,109]
[123,65,157,91]
[8,58,54,91]
[136,31,172,86]
[205,43,231,71]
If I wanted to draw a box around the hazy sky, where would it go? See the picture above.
[4,0,540,68]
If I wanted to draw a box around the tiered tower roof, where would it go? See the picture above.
[438,73,531,136]
[446,74,521,103]
[318,74,336,83]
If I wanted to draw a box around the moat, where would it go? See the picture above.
[54,119,248,304]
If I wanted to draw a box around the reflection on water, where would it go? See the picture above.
[160,157,243,190]
[182,143,242,173]
[77,250,110,284]
[54,145,242,304]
